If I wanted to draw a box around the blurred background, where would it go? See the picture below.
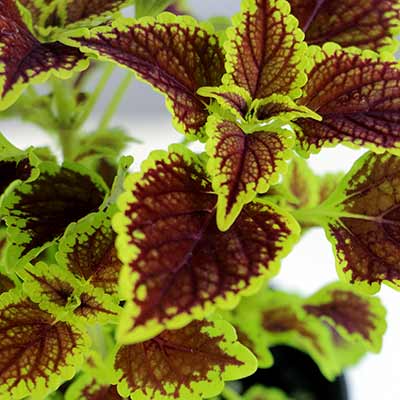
[2,1,400,399]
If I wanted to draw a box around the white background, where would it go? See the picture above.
[2,0,400,398]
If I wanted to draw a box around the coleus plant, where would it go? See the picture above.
[0,0,398,398]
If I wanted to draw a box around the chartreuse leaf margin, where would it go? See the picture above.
[113,144,300,344]
[113,315,257,400]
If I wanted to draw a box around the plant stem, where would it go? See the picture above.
[51,79,78,159]
[98,72,133,131]
[291,206,382,227]
[75,63,115,129]
[222,386,242,400]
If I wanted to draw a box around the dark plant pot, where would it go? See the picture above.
[240,346,348,400]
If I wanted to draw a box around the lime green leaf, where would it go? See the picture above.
[319,152,400,293]
[288,0,400,54]
[2,161,108,270]
[0,289,90,400]
[304,282,386,353]
[64,14,225,137]
[296,44,400,156]
[57,210,122,298]
[243,385,292,400]
[113,145,299,344]
[206,116,294,231]
[0,0,88,111]
[135,0,174,17]
[223,0,307,100]
[114,316,257,400]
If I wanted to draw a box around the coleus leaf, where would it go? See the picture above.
[1,161,108,270]
[114,317,257,400]
[288,0,400,53]
[227,283,386,380]
[64,14,225,137]
[65,374,125,400]
[295,44,400,156]
[243,385,292,400]
[223,0,308,101]
[318,151,400,293]
[0,135,38,199]
[113,145,299,343]
[227,291,340,380]
[20,0,135,38]
[303,282,386,352]
[206,116,294,230]
[19,262,121,324]
[0,0,88,111]
[0,289,90,399]
[57,210,122,298]
[50,0,134,29]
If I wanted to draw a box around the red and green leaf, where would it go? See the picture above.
[304,282,386,352]
[289,0,400,53]
[206,116,294,230]
[114,317,257,400]
[0,0,88,110]
[57,210,122,297]
[296,44,400,156]
[1,161,107,270]
[226,283,386,380]
[113,145,299,343]
[318,151,400,293]
[19,261,121,324]
[65,374,124,400]
[66,376,122,399]
[64,14,225,137]
[223,0,307,100]
[0,289,89,399]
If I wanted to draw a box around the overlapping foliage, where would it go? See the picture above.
[0,0,398,398]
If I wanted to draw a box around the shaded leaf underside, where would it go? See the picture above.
[2,162,107,264]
